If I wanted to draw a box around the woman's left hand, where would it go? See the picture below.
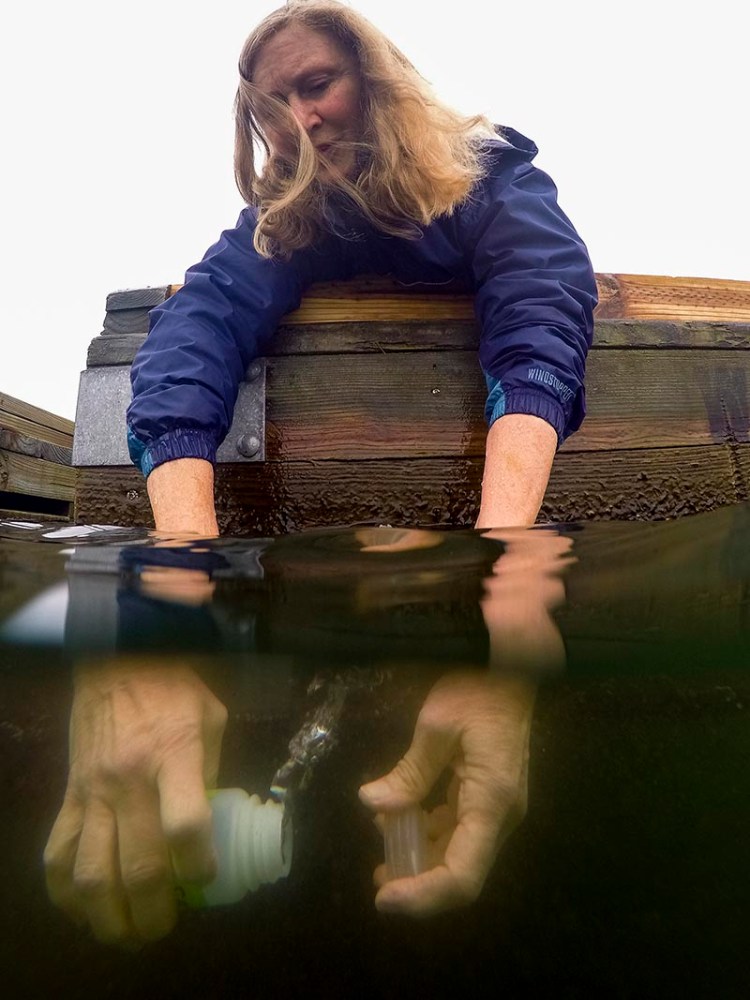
[359,671,535,916]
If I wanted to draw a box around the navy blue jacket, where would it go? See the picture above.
[127,128,597,477]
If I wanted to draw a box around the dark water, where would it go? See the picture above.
[0,510,748,998]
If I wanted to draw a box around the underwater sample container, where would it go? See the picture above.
[189,789,292,907]
[384,805,428,880]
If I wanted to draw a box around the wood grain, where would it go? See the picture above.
[0,451,75,501]
[162,272,750,324]
[257,349,750,460]
[0,392,74,438]
[0,425,72,465]
[0,409,74,449]
[86,315,750,369]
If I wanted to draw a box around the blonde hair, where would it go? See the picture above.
[234,1,496,258]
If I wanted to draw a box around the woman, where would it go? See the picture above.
[126,0,597,537]
[44,2,590,942]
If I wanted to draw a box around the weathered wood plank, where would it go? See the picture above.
[574,349,750,450]
[162,272,750,324]
[0,507,70,524]
[74,443,746,534]
[0,425,72,465]
[280,296,476,324]
[87,334,146,367]
[595,273,750,322]
[259,349,750,460]
[264,352,485,460]
[591,320,750,350]
[106,287,169,311]
[0,451,76,501]
[0,392,74,438]
[0,410,74,449]
[102,307,152,335]
[84,317,750,369]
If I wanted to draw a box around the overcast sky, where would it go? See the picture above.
[2,0,747,421]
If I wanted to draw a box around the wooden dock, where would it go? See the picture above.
[0,392,74,522]
[75,272,750,532]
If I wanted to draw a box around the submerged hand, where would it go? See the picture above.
[359,671,535,917]
[44,660,227,945]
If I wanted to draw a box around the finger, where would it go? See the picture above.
[424,803,453,841]
[44,795,87,924]
[117,786,176,942]
[157,744,216,885]
[374,865,484,917]
[375,794,514,916]
[201,697,228,791]
[74,800,133,943]
[359,717,459,812]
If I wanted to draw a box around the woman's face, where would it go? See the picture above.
[252,24,362,180]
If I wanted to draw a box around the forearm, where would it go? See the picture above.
[475,414,557,529]
[147,458,219,536]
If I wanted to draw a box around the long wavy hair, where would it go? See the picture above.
[234,1,496,258]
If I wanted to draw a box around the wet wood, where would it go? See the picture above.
[75,443,748,534]
[79,274,750,527]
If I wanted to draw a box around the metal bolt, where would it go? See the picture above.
[237,434,261,459]
[247,361,263,382]
[431,387,441,395]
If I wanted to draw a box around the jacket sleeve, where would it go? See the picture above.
[462,141,597,446]
[126,208,327,476]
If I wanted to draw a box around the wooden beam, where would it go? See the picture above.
[0,507,70,524]
[84,319,750,369]
[74,442,748,534]
[0,410,74,449]
[257,349,750,461]
[0,425,72,465]
[595,273,750,322]
[106,287,170,311]
[0,451,75,501]
[0,391,74,439]
[160,272,750,324]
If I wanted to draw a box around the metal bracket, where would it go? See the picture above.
[72,362,267,467]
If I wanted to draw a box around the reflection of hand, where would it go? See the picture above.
[480,529,573,674]
[359,671,535,916]
[44,660,227,944]
[355,527,443,554]
[139,567,215,607]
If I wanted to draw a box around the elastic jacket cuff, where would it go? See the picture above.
[485,387,566,448]
[127,427,217,478]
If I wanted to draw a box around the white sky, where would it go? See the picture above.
[1,0,747,421]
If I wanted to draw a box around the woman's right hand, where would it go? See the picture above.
[44,659,227,945]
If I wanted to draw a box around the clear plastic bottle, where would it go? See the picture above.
[182,788,292,907]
